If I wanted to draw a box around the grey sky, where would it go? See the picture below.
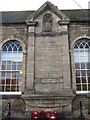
[0,0,89,11]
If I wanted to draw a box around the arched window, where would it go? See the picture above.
[0,41,23,94]
[74,39,90,93]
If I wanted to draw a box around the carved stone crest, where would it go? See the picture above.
[43,13,52,32]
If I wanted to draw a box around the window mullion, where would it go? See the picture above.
[86,62,88,91]
[80,63,82,91]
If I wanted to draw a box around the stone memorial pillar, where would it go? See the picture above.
[59,21,72,93]
[25,22,37,93]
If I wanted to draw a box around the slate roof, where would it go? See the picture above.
[0,9,89,24]
[1,11,35,24]
[62,9,89,22]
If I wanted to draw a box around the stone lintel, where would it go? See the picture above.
[58,21,70,25]
[26,21,38,26]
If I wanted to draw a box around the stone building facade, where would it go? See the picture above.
[0,1,90,115]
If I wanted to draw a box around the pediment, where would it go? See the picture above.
[25,1,70,23]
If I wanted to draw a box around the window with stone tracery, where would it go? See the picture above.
[74,39,90,94]
[43,13,52,32]
[0,41,23,94]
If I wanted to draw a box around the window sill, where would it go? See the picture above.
[0,92,21,95]
[76,91,90,94]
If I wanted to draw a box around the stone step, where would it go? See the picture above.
[10,111,32,118]
[2,111,81,120]
[10,111,73,119]
[23,94,73,111]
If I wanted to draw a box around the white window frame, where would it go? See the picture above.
[74,39,90,94]
[0,41,23,95]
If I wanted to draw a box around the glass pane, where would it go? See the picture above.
[88,77,90,83]
[1,72,5,79]
[8,46,12,51]
[12,61,17,70]
[74,41,80,48]
[82,77,86,83]
[7,61,11,65]
[82,84,87,91]
[6,79,10,84]
[1,80,5,85]
[80,44,84,48]
[2,61,6,69]
[2,61,6,64]
[81,70,86,76]
[12,65,16,70]
[1,64,6,70]
[76,84,81,91]
[6,86,10,92]
[18,73,22,82]
[0,86,4,92]
[17,65,22,70]
[88,84,90,90]
[12,61,17,65]
[75,63,80,69]
[82,41,86,46]
[88,70,90,77]
[11,86,16,91]
[6,72,11,78]
[76,70,80,76]
[17,62,22,70]
[17,86,19,91]
[74,44,78,48]
[85,44,89,48]
[81,63,85,69]
[11,80,17,92]
[13,46,17,51]
[12,72,17,79]
[87,63,90,69]
[2,52,12,60]
[7,61,11,70]
[19,46,22,51]
[16,43,20,48]
[12,79,16,84]
[3,46,7,51]
[76,77,81,83]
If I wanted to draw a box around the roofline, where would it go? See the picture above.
[0,9,89,12]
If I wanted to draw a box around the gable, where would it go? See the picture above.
[25,1,70,23]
